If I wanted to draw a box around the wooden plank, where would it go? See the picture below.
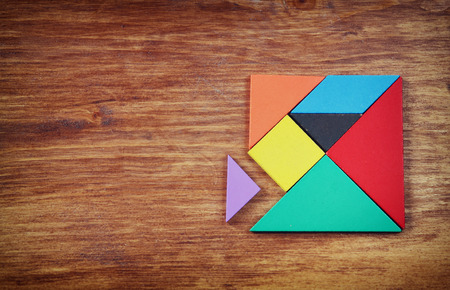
[0,0,449,288]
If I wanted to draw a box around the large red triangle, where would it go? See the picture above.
[249,75,324,149]
[327,77,404,228]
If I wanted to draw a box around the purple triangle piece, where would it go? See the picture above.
[226,155,261,222]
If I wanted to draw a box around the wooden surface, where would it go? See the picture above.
[1,0,449,288]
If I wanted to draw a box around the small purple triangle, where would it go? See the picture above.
[226,155,261,222]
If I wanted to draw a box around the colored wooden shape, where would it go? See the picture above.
[250,156,401,232]
[226,155,261,222]
[248,115,324,192]
[289,113,362,151]
[327,78,404,228]
[291,75,399,113]
[249,75,324,149]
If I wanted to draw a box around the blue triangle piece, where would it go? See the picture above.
[226,155,261,222]
[291,75,399,113]
[250,156,400,232]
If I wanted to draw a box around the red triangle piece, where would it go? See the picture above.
[249,75,325,149]
[327,77,404,228]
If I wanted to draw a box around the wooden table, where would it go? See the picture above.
[1,1,449,288]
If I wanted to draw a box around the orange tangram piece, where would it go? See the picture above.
[249,75,324,149]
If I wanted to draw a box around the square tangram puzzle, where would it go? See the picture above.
[248,75,404,232]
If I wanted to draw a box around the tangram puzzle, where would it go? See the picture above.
[227,75,404,232]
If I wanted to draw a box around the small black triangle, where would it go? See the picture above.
[289,113,362,152]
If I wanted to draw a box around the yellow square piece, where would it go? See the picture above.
[248,115,324,191]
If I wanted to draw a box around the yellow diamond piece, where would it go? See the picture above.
[248,115,324,192]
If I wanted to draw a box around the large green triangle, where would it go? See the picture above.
[251,156,401,232]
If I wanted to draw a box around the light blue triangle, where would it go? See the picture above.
[251,156,401,232]
[291,75,399,113]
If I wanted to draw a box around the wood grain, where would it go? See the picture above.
[1,0,449,288]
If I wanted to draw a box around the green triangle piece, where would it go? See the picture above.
[251,156,401,232]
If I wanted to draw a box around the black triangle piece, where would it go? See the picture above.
[289,113,362,151]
